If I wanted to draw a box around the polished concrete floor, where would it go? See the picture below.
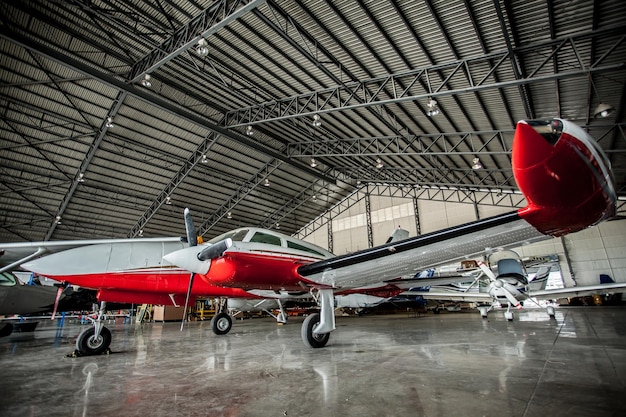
[1,307,625,417]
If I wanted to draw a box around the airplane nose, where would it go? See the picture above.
[163,247,211,275]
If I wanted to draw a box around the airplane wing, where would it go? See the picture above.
[529,283,626,299]
[0,237,182,271]
[297,211,547,289]
[405,282,626,304]
[403,290,493,303]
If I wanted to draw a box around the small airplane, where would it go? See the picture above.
[161,118,620,348]
[3,219,404,355]
[406,249,626,320]
[3,234,305,355]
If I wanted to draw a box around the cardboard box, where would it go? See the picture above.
[153,305,185,322]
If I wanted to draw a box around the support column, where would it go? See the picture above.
[413,197,421,236]
[365,193,373,248]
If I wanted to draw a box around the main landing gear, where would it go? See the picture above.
[210,298,232,335]
[74,301,112,356]
[301,288,335,348]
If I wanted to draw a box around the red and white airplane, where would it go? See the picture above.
[2,118,620,353]
[161,118,619,348]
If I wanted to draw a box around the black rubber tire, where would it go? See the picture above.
[301,313,329,348]
[76,326,111,355]
[210,312,232,335]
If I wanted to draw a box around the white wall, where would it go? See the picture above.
[561,219,626,285]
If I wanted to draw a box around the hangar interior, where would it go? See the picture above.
[1,1,626,416]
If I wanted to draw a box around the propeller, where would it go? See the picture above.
[477,261,522,309]
[175,208,233,330]
[180,208,197,331]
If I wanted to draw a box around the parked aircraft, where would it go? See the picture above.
[407,249,626,320]
[2,236,297,354]
[3,218,406,355]
[162,118,620,348]
[5,118,621,352]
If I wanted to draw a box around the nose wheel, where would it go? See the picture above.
[210,312,233,335]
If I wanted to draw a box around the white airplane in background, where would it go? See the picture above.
[406,249,626,321]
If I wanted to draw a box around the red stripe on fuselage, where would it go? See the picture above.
[40,269,254,298]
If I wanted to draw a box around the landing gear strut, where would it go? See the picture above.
[75,301,111,356]
[301,288,334,348]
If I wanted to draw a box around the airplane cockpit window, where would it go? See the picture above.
[0,272,17,287]
[249,232,282,246]
[287,241,324,257]
[208,229,249,244]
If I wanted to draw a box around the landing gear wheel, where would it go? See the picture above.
[210,312,232,335]
[76,326,111,355]
[301,313,329,348]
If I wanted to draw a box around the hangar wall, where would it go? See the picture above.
[302,193,626,286]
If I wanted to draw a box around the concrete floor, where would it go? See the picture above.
[1,307,625,417]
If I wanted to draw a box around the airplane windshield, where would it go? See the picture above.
[207,229,249,244]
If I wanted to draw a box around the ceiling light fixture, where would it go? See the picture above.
[312,114,322,127]
[140,74,151,88]
[77,172,85,183]
[227,212,232,219]
[201,154,208,164]
[55,215,62,224]
[165,196,172,205]
[376,158,384,169]
[593,102,615,118]
[472,157,483,170]
[196,39,209,56]
[426,97,440,116]
[264,178,270,187]
[138,230,143,237]
[310,158,317,168]
[246,125,254,136]
[105,117,114,128]
[589,74,615,118]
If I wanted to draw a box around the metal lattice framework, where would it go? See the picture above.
[1,0,625,244]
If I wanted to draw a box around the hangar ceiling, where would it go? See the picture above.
[1,0,625,243]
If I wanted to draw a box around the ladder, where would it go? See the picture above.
[136,304,152,323]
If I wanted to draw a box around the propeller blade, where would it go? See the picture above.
[184,208,197,247]
[501,285,522,309]
[477,261,497,281]
[180,272,195,331]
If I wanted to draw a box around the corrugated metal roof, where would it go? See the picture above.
[1,0,624,244]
